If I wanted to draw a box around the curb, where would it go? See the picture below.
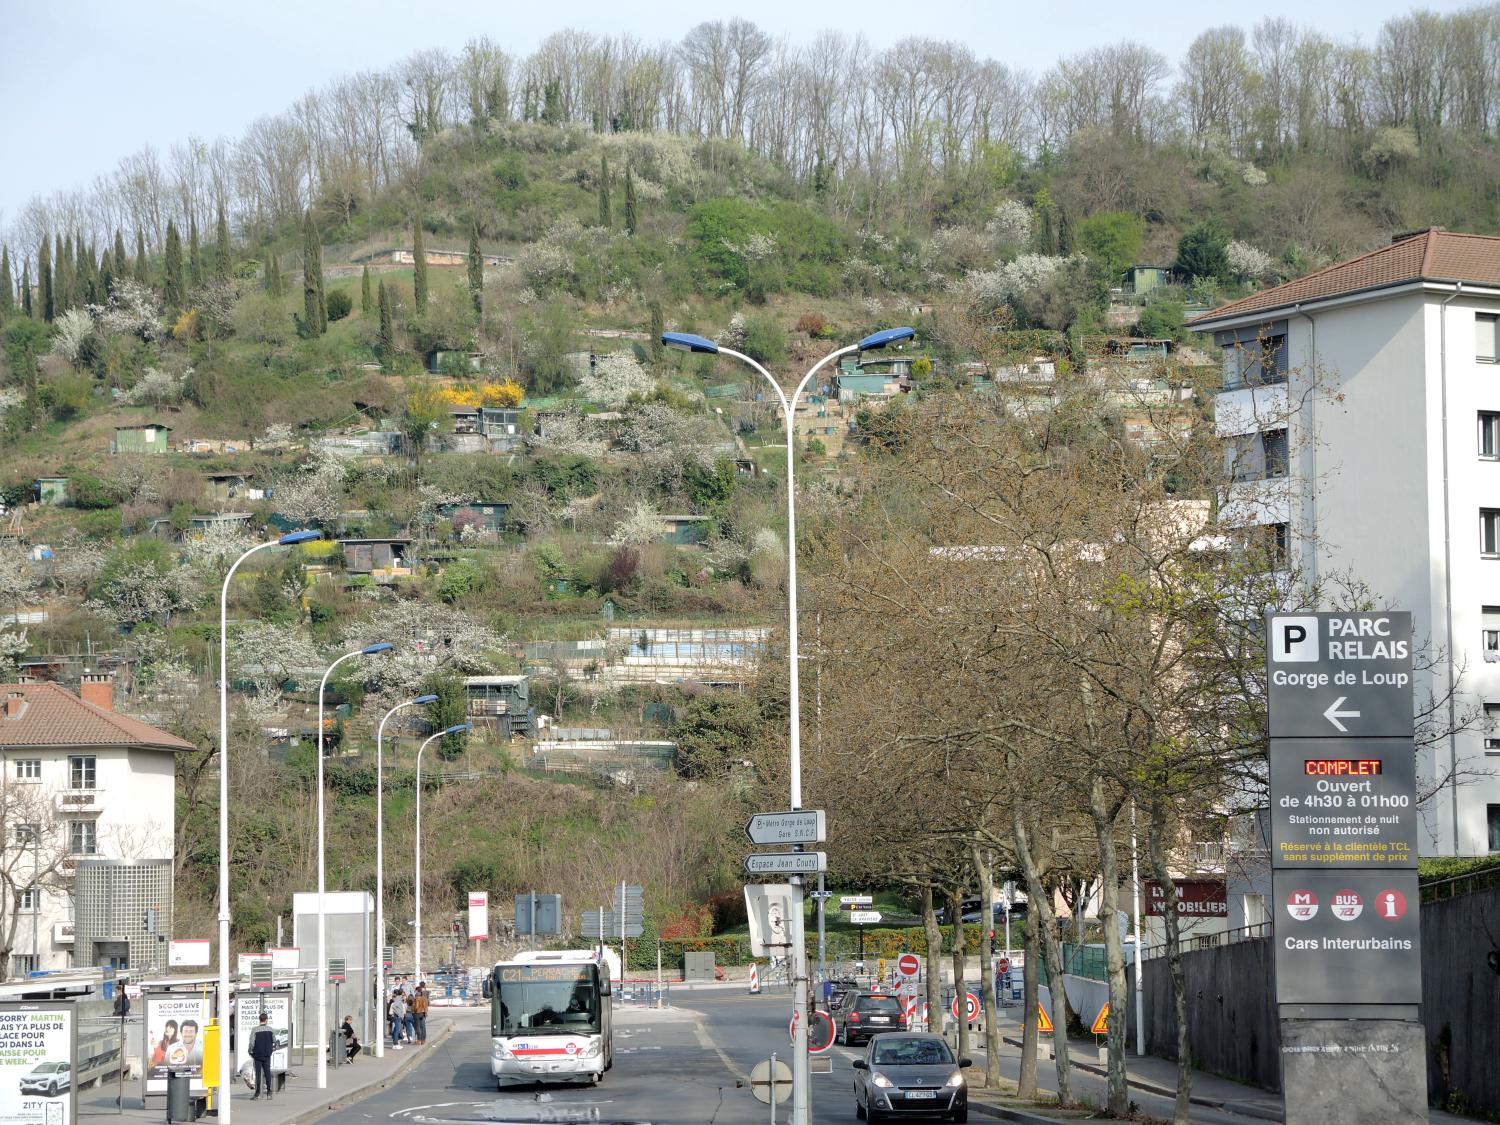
[287,1018,458,1125]
[971,1101,1082,1125]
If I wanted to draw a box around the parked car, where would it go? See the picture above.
[852,1032,970,1122]
[833,991,905,1046]
[19,1060,70,1097]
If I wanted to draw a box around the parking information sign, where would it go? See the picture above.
[0,1003,77,1125]
[1265,611,1419,1017]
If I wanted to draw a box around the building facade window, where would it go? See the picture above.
[68,820,97,855]
[13,823,38,845]
[67,755,96,790]
[1482,413,1500,458]
[1483,510,1500,556]
[1490,805,1500,852]
[11,955,38,976]
[13,759,41,781]
[1262,430,1289,478]
[1486,607,1500,662]
[1479,314,1499,363]
[19,888,38,912]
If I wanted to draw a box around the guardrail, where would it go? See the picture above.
[1140,921,1271,961]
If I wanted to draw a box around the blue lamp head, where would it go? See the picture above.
[361,642,395,655]
[278,529,321,545]
[443,722,473,736]
[661,331,719,355]
[413,694,439,705]
[857,327,916,351]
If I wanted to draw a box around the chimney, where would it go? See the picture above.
[3,691,26,719]
[80,672,114,712]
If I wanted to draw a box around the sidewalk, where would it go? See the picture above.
[79,1008,481,1124]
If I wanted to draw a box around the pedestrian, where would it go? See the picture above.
[402,991,417,1044]
[113,989,130,1019]
[411,982,429,1045]
[389,990,407,1050]
[342,1015,360,1063]
[249,1013,275,1101]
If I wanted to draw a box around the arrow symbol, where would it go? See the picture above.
[1323,696,1361,732]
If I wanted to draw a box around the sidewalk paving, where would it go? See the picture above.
[78,1009,479,1124]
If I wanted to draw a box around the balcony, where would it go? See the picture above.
[55,789,104,814]
[52,922,74,945]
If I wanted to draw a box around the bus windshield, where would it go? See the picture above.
[494,966,600,1036]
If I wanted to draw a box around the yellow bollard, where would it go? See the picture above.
[202,1020,222,1109]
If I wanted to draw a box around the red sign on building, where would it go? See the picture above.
[1144,879,1228,918]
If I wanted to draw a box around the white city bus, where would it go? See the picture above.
[486,949,613,1088]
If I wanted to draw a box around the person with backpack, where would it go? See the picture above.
[411,983,429,1045]
[388,989,407,1050]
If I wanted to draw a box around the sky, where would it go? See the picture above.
[0,0,1476,231]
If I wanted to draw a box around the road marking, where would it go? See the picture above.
[690,1011,749,1083]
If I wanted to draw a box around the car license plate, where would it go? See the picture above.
[870,1016,889,1023]
[906,1090,937,1099]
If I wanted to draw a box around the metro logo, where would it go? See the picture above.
[1286,891,1319,921]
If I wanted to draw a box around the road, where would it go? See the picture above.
[335,991,1275,1124]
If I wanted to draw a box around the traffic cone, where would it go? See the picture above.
[749,963,761,994]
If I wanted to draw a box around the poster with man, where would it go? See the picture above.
[234,995,291,1077]
[143,994,211,1094]
[0,1002,77,1125]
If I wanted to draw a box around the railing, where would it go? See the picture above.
[1141,921,1271,961]
[55,788,104,813]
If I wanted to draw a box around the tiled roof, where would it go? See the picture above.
[0,682,194,751]
[1191,229,1500,326]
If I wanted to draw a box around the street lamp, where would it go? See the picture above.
[315,641,394,1090]
[663,326,915,1125]
[414,724,471,985]
[216,528,319,1124]
[372,694,438,1058]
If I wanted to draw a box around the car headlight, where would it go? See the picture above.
[946,1070,966,1087]
[492,1042,511,1058]
[870,1071,894,1089]
[581,1041,602,1058]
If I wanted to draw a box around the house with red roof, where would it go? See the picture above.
[1191,228,1500,860]
[0,675,193,976]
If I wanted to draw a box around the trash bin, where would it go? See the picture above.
[330,1029,343,1068]
[165,1067,195,1122]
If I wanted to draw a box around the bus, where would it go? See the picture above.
[486,949,613,1088]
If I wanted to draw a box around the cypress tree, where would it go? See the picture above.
[134,231,149,283]
[163,221,184,310]
[624,164,638,236]
[54,234,72,314]
[264,249,279,296]
[215,204,231,283]
[597,154,611,227]
[0,246,12,317]
[38,237,53,322]
[98,248,114,300]
[648,301,664,363]
[188,218,203,288]
[21,262,32,318]
[411,218,428,314]
[303,211,326,335]
[377,279,395,361]
[361,264,372,314]
[467,221,483,318]
[80,238,97,305]
[114,230,128,281]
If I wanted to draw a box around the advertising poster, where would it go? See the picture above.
[234,995,291,1076]
[143,994,211,1094]
[467,892,489,941]
[0,1002,77,1125]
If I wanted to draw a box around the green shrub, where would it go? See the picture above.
[741,314,786,365]
[326,289,353,321]
[69,472,130,510]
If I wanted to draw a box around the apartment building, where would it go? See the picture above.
[0,676,191,975]
[1191,228,1500,857]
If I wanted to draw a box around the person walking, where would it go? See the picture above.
[389,989,407,1050]
[411,983,429,1046]
[249,1012,275,1101]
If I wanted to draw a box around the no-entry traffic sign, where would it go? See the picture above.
[996,957,1011,975]
[897,953,920,977]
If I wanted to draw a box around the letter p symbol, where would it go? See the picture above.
[1274,616,1319,662]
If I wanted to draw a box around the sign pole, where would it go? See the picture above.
[816,872,827,1000]
[1130,801,1144,1056]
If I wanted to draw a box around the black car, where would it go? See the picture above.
[853,1032,970,1122]
[833,991,905,1046]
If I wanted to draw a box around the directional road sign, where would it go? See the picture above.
[839,895,873,909]
[745,851,828,875]
[848,910,882,925]
[746,810,827,845]
[1269,737,1419,869]
[1265,613,1413,738]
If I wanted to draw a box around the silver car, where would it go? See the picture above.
[852,1032,970,1123]
[19,1059,70,1097]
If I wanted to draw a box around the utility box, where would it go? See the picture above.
[682,951,716,982]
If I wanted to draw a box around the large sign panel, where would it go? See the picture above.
[1269,738,1418,868]
[1272,870,1421,1006]
[1266,613,1413,738]
[234,994,291,1076]
[1144,880,1227,918]
[0,1002,77,1125]
[468,891,489,941]
[144,993,211,1094]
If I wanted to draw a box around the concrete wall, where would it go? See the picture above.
[1420,883,1500,1115]
[1126,937,1282,1091]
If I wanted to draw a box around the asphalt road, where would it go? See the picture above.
[333,990,1273,1124]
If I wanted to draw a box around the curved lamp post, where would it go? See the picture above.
[216,529,320,1124]
[372,694,437,1058]
[414,723,472,983]
[315,642,394,1089]
[662,327,915,1125]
